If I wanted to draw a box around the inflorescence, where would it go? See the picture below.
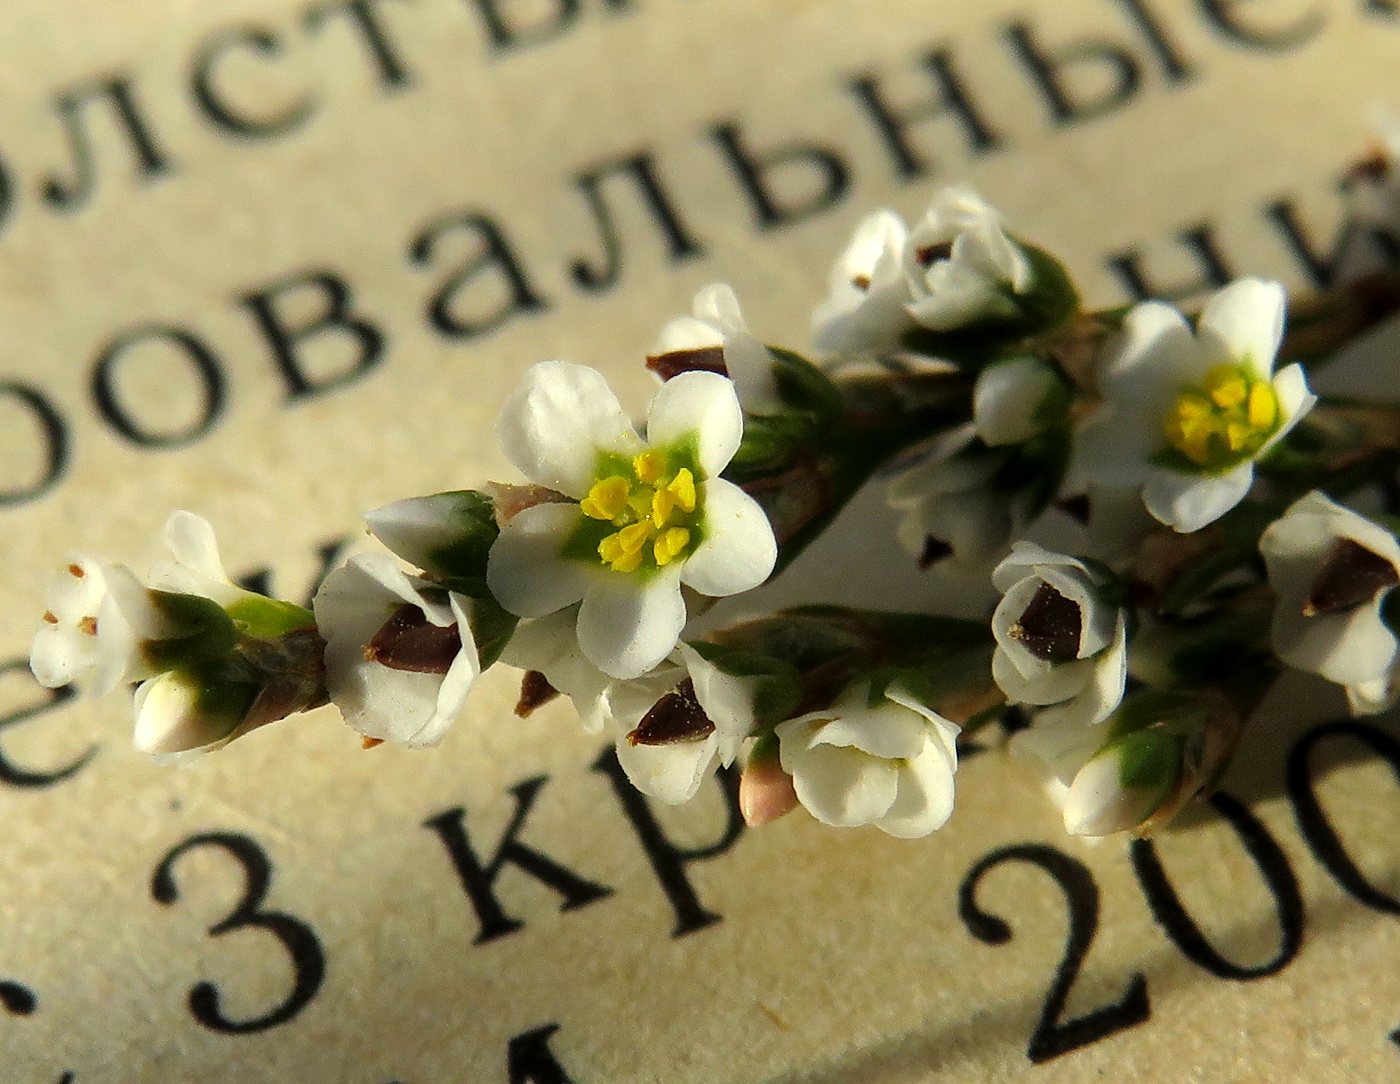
[30,137,1400,841]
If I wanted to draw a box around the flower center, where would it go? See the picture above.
[579,449,700,573]
[1163,363,1280,471]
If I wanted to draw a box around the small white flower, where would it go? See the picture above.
[775,682,960,838]
[903,186,1033,332]
[811,209,914,355]
[888,425,1033,572]
[132,669,258,757]
[314,553,480,747]
[973,356,1064,447]
[30,557,165,695]
[1076,278,1316,533]
[1260,490,1400,714]
[611,644,756,805]
[30,511,256,697]
[652,283,781,414]
[487,361,777,680]
[991,542,1128,730]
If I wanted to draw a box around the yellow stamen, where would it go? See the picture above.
[668,468,697,514]
[652,487,677,529]
[580,476,630,521]
[654,527,691,567]
[1247,381,1277,429]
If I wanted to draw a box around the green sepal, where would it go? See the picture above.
[416,490,501,590]
[1110,728,1184,793]
[224,595,316,640]
[465,594,519,670]
[728,348,842,472]
[142,591,239,672]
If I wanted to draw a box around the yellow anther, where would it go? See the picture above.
[668,468,697,514]
[580,476,631,521]
[654,527,691,566]
[1205,365,1248,410]
[633,450,666,485]
[618,522,650,554]
[652,486,677,529]
[1247,381,1277,429]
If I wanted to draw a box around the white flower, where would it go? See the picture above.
[611,644,756,804]
[888,425,1033,572]
[1259,490,1400,714]
[30,557,165,695]
[973,356,1064,447]
[487,361,777,680]
[775,682,960,838]
[1076,278,1316,533]
[363,491,492,577]
[132,669,258,757]
[1059,730,1178,837]
[903,186,1032,332]
[30,511,255,697]
[811,209,914,355]
[991,543,1127,730]
[314,553,480,747]
[652,283,781,414]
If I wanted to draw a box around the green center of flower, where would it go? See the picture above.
[576,448,702,574]
[1162,363,1280,472]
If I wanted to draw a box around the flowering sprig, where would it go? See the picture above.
[33,153,1400,844]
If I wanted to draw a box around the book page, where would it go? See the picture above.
[2,0,1399,1080]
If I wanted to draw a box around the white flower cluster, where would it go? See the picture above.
[34,151,1400,845]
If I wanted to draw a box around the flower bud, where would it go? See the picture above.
[132,669,259,756]
[1062,729,1179,837]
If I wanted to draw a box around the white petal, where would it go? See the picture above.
[645,370,743,478]
[486,503,589,618]
[681,479,776,597]
[1197,278,1286,376]
[786,740,899,828]
[808,704,926,760]
[149,511,245,605]
[615,733,718,805]
[577,568,686,679]
[1143,464,1253,533]
[678,642,755,761]
[1259,364,1316,454]
[500,607,614,734]
[653,314,723,355]
[497,361,642,498]
[878,738,957,837]
[993,646,1094,707]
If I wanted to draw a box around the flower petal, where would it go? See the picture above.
[878,737,957,837]
[577,567,686,679]
[1197,277,1286,376]
[779,733,899,828]
[486,503,589,618]
[645,370,743,478]
[497,361,642,498]
[1143,463,1254,533]
[680,479,776,597]
[615,733,718,805]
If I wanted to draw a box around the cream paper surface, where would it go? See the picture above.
[3,0,1400,1080]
